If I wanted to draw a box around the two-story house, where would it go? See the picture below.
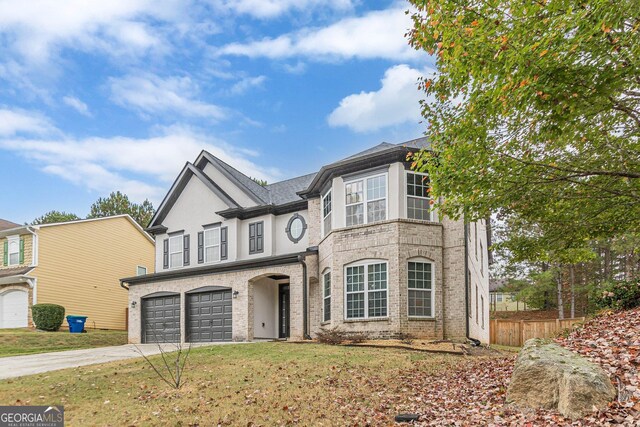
[0,215,154,330]
[121,138,490,344]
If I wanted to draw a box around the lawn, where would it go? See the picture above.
[0,342,500,426]
[0,328,128,357]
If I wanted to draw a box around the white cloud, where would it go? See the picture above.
[109,73,227,120]
[229,75,267,95]
[62,96,91,116]
[327,64,432,132]
[0,0,187,64]
[0,108,56,136]
[218,6,419,61]
[211,0,353,19]
[0,121,280,203]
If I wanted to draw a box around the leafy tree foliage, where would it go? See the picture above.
[87,191,155,227]
[32,210,80,225]
[408,0,640,245]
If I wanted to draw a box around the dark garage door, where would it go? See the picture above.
[186,290,232,342]
[142,294,181,343]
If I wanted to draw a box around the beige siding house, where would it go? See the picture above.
[122,138,491,344]
[0,215,154,330]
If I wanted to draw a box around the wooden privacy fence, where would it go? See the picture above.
[490,317,586,347]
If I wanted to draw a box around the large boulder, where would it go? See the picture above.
[506,338,616,419]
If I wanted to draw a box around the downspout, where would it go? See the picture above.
[297,254,311,340]
[464,222,480,347]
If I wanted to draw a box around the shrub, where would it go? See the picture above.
[595,280,640,311]
[316,326,347,345]
[347,332,367,344]
[397,332,415,345]
[31,304,65,331]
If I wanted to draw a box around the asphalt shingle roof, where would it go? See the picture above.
[0,219,20,231]
[264,173,317,205]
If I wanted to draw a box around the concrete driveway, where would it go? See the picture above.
[0,342,241,380]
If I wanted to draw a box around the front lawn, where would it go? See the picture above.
[0,328,128,357]
[0,342,491,425]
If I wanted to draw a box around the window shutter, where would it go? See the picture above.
[19,238,24,264]
[2,241,7,266]
[197,232,204,264]
[256,222,264,253]
[183,234,190,266]
[220,226,228,260]
[163,239,169,269]
[249,223,256,253]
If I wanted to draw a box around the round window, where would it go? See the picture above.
[286,214,307,243]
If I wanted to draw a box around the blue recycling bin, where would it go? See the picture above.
[66,315,88,333]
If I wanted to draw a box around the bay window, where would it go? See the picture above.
[323,271,331,322]
[322,190,332,236]
[345,173,387,227]
[408,261,434,317]
[345,261,388,319]
[406,171,431,221]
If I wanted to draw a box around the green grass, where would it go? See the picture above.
[0,342,503,426]
[0,328,128,357]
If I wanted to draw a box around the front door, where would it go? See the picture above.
[278,284,290,339]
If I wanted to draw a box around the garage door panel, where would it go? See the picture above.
[186,290,232,342]
[0,290,29,329]
[142,295,180,343]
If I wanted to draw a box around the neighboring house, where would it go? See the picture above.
[121,138,491,344]
[0,215,155,330]
[489,278,527,312]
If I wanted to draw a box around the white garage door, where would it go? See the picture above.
[1,290,29,328]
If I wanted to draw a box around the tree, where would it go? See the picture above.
[251,177,267,187]
[32,210,80,225]
[407,0,640,244]
[87,191,155,227]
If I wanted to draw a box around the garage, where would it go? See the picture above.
[186,287,232,342]
[0,289,28,328]
[141,293,180,343]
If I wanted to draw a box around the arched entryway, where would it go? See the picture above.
[250,274,290,340]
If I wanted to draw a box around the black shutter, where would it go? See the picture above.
[249,223,256,254]
[220,226,228,260]
[197,231,204,264]
[256,222,264,253]
[183,234,190,266]
[163,238,169,269]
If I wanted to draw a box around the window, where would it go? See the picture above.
[345,261,388,319]
[474,222,478,260]
[7,236,20,266]
[169,235,183,268]
[323,271,331,322]
[406,172,431,220]
[345,173,387,227]
[322,190,332,236]
[286,214,307,243]
[467,270,472,318]
[496,293,503,302]
[481,295,485,328]
[408,261,434,317]
[480,241,484,276]
[249,221,264,254]
[204,227,221,262]
[136,266,147,276]
[475,285,479,324]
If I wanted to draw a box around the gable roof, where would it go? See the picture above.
[0,219,20,231]
[34,214,154,244]
[265,173,316,205]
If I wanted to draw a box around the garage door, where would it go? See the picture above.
[142,294,180,343]
[0,290,28,328]
[186,290,232,342]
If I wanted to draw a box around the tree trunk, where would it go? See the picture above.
[570,265,575,318]
[557,266,564,320]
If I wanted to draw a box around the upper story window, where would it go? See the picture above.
[406,172,431,221]
[322,190,332,236]
[408,261,434,317]
[345,173,387,227]
[169,234,184,268]
[286,214,307,243]
[6,236,21,266]
[136,266,147,276]
[323,270,331,322]
[204,227,221,262]
[249,221,264,254]
[345,261,388,319]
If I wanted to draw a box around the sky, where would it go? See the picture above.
[0,0,436,224]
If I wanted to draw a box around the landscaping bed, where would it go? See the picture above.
[0,328,128,357]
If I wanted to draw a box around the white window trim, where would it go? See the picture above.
[321,189,332,238]
[7,235,20,266]
[169,234,183,269]
[344,172,388,227]
[323,270,331,322]
[204,227,221,264]
[343,260,389,320]
[405,171,432,221]
[407,259,436,318]
[136,265,147,276]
